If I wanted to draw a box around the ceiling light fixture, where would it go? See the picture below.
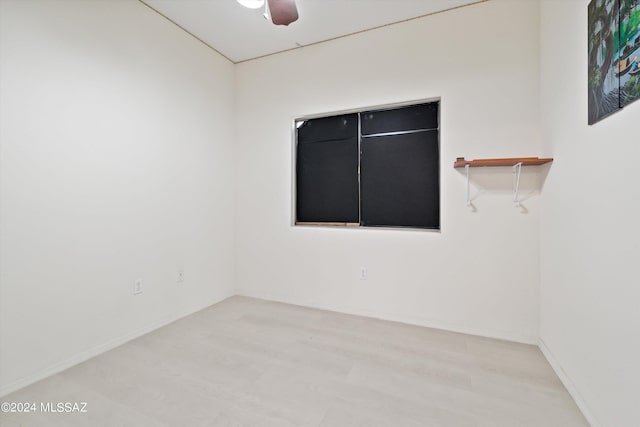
[238,0,299,26]
[237,0,265,9]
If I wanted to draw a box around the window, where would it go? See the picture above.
[295,100,439,230]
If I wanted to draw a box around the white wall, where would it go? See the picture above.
[0,0,235,395]
[539,1,640,425]
[9,2,626,419]
[235,0,544,344]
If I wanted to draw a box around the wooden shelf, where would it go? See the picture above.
[453,157,553,168]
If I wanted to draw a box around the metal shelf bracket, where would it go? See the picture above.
[512,162,523,207]
[465,164,471,207]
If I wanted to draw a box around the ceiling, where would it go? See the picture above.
[142,0,484,63]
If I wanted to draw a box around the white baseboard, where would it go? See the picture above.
[235,290,538,345]
[0,293,234,398]
[538,338,601,427]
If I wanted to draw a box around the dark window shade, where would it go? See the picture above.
[296,137,359,223]
[295,100,440,229]
[297,113,358,143]
[360,130,439,228]
[361,103,438,136]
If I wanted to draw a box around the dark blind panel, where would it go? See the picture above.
[297,113,358,143]
[296,137,359,223]
[360,131,439,228]
[361,102,439,135]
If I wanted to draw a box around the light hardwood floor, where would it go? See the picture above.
[1,296,587,426]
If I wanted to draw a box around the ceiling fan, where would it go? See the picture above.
[237,0,299,26]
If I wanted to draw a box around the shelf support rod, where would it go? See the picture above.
[512,162,523,207]
[465,164,471,207]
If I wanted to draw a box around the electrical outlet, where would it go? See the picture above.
[133,279,143,295]
[177,269,184,284]
[360,267,367,280]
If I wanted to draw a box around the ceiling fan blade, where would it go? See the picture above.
[267,0,298,26]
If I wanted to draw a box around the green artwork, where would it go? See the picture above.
[588,0,640,124]
[588,0,620,124]
[619,0,640,107]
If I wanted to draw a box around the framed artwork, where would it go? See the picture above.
[619,0,640,107]
[588,0,640,125]
[588,0,620,124]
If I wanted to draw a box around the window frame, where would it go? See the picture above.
[291,97,441,232]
